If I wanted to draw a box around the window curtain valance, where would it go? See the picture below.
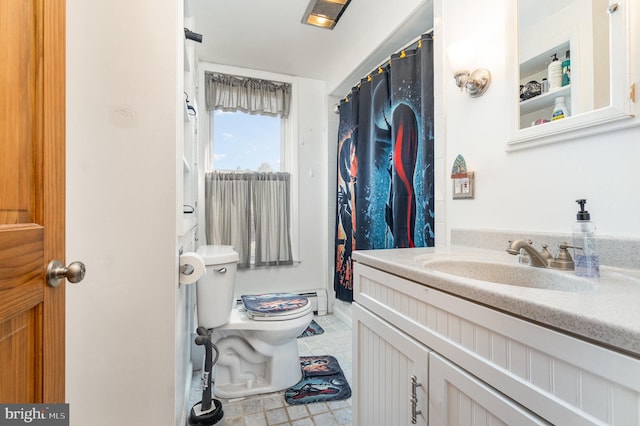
[205,72,291,118]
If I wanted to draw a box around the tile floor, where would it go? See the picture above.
[188,314,353,426]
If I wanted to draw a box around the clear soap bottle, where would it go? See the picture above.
[573,199,600,278]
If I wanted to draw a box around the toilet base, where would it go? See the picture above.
[212,338,303,399]
[213,370,301,399]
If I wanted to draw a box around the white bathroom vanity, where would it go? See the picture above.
[352,247,640,425]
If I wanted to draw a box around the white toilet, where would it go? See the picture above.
[195,245,313,399]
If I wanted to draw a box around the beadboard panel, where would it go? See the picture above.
[429,353,549,425]
[354,263,640,425]
[352,304,429,426]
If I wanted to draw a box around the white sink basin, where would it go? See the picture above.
[422,258,597,292]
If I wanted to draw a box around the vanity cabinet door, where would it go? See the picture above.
[353,303,430,426]
[429,353,550,426]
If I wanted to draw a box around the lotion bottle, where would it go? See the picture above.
[548,53,562,90]
[573,199,600,278]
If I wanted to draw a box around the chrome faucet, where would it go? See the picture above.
[506,240,551,268]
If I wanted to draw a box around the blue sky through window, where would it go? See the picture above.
[212,110,281,171]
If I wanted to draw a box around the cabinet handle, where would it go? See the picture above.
[608,3,619,14]
[410,375,422,424]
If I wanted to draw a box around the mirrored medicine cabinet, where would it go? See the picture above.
[508,0,635,149]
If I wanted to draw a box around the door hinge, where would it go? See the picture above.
[630,83,636,103]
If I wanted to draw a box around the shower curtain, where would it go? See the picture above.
[334,34,434,302]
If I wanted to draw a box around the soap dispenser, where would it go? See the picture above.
[573,199,600,278]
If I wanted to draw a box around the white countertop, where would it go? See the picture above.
[352,246,640,358]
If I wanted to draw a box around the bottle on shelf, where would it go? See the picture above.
[551,96,569,121]
[562,50,571,86]
[548,53,563,90]
[541,78,549,93]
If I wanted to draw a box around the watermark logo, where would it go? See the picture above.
[0,405,68,426]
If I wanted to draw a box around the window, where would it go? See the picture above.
[210,110,282,172]
[203,70,298,267]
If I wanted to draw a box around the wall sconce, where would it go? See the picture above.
[447,40,491,97]
[453,69,491,97]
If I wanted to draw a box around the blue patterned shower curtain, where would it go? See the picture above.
[334,34,434,302]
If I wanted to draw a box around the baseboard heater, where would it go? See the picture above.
[236,289,328,316]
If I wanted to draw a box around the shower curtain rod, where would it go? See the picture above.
[368,29,434,78]
[341,28,434,102]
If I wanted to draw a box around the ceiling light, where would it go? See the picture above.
[302,0,351,30]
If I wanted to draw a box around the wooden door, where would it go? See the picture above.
[0,0,66,403]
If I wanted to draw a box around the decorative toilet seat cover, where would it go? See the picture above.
[241,293,310,320]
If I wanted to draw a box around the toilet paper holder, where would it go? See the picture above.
[178,247,195,275]
[180,264,195,275]
[178,250,206,285]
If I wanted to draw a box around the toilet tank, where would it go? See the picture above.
[195,245,239,329]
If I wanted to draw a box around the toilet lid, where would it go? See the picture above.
[241,293,311,320]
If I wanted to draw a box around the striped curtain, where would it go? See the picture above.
[205,171,293,268]
[252,173,293,266]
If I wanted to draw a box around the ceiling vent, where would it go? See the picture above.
[301,0,352,30]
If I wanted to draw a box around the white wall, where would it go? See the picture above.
[325,0,431,93]
[66,1,183,425]
[439,0,640,240]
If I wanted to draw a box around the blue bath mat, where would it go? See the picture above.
[297,319,324,338]
[284,356,351,405]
